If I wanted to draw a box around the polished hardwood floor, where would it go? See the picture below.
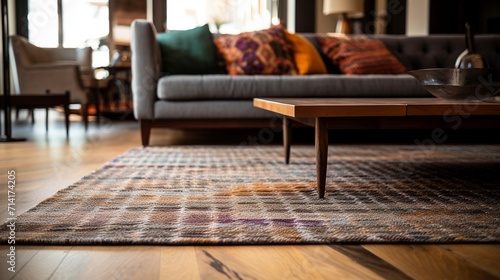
[1,110,499,280]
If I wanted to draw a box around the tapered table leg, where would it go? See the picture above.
[283,116,291,164]
[315,118,328,198]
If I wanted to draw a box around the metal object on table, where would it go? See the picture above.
[455,23,486,69]
[408,68,500,100]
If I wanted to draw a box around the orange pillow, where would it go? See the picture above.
[317,35,406,75]
[285,32,327,75]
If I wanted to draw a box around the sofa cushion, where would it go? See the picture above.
[285,31,327,75]
[317,35,406,75]
[157,74,430,101]
[213,26,297,75]
[157,24,221,75]
[154,100,277,119]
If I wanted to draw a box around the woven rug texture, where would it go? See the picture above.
[1,145,499,245]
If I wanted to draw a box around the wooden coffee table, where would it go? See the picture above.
[254,97,500,198]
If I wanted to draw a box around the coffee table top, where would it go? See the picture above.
[253,97,500,118]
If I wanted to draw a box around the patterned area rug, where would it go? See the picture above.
[2,145,500,245]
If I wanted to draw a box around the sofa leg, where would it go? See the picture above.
[140,120,152,147]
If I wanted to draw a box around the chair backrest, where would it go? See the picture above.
[9,35,52,66]
[9,35,50,93]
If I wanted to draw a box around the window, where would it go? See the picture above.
[27,0,109,66]
[62,0,109,48]
[167,0,280,33]
[27,0,59,47]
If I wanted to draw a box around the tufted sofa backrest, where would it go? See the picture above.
[377,35,500,70]
[303,34,500,72]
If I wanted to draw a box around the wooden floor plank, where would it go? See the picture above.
[364,245,498,280]
[196,246,324,280]
[328,245,412,280]
[438,245,500,277]
[297,245,386,280]
[0,245,41,280]
[11,246,71,280]
[160,246,200,280]
[1,111,499,279]
[49,246,161,280]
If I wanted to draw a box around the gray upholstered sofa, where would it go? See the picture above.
[131,19,500,146]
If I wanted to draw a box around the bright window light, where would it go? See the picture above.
[167,0,274,34]
[28,0,110,67]
[28,0,59,47]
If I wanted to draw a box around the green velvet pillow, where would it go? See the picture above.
[157,24,220,75]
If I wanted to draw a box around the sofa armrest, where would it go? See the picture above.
[131,19,161,120]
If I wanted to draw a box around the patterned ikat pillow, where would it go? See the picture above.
[317,35,406,75]
[214,26,297,75]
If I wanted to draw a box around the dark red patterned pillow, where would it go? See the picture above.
[317,35,405,75]
[213,26,297,75]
